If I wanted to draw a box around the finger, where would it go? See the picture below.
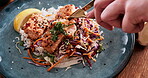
[87,10,113,30]
[101,0,124,28]
[99,21,114,30]
[94,9,114,30]
[122,14,144,33]
[94,0,114,23]
[87,9,95,18]
[94,0,114,30]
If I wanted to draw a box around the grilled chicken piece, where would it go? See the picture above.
[24,27,44,40]
[41,34,64,53]
[55,4,75,19]
[65,24,77,36]
[23,13,51,40]
[40,24,76,53]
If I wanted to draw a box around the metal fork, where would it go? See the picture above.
[69,0,95,18]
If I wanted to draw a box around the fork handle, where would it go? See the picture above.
[82,0,95,11]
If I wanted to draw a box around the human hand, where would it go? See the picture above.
[87,0,148,33]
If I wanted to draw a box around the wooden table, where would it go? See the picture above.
[117,43,148,78]
[0,0,148,78]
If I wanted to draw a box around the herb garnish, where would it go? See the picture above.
[97,44,104,53]
[44,53,55,63]
[50,22,74,41]
[19,41,24,46]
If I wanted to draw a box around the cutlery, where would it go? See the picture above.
[69,0,95,18]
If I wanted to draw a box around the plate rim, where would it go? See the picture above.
[0,0,135,77]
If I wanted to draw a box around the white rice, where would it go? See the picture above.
[20,29,31,47]
[41,7,58,20]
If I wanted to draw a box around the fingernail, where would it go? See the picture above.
[86,13,90,17]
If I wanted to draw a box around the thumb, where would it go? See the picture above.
[87,9,95,18]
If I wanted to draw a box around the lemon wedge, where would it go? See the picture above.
[13,8,41,32]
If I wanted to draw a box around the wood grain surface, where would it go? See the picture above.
[0,0,148,78]
[117,43,148,78]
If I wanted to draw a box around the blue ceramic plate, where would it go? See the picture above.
[0,0,135,78]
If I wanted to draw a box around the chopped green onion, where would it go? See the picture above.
[44,53,55,63]
[19,41,24,46]
[97,44,104,53]
[50,22,71,41]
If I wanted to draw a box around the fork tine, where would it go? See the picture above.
[69,0,95,19]
[69,9,86,18]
